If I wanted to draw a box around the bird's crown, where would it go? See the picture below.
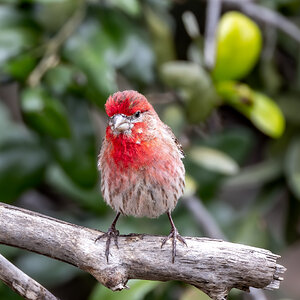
[105,90,153,117]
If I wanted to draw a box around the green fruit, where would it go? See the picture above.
[212,11,262,81]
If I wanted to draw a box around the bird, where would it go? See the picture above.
[97,90,186,263]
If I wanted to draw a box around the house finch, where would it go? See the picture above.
[97,90,186,263]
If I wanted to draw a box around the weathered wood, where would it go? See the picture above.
[0,253,58,300]
[0,203,285,300]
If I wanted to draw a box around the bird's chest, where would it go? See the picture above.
[110,133,157,171]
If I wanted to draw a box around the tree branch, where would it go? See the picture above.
[0,203,285,300]
[204,0,222,69]
[0,253,58,300]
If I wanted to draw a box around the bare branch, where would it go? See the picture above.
[0,203,285,300]
[204,0,222,69]
[0,253,58,300]
[183,195,226,240]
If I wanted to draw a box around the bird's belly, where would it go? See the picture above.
[102,167,184,218]
[124,183,177,218]
[109,181,177,218]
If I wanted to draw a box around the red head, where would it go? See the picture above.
[105,90,154,117]
[105,90,158,138]
[104,90,160,169]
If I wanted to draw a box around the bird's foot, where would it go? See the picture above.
[161,227,187,263]
[95,226,120,262]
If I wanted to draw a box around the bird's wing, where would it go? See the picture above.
[163,124,185,158]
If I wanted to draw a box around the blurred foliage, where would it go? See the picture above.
[0,0,300,300]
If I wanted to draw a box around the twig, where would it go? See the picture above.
[204,0,222,69]
[27,2,85,87]
[0,253,58,300]
[183,195,226,239]
[0,203,285,300]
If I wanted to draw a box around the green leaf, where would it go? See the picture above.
[189,146,239,175]
[161,61,211,90]
[249,92,285,138]
[99,9,154,84]
[109,0,141,16]
[0,135,47,203]
[63,20,117,107]
[64,10,155,102]
[0,6,22,26]
[89,280,160,300]
[185,128,253,200]
[144,6,175,66]
[34,0,76,32]
[216,81,285,138]
[0,7,39,79]
[202,127,254,164]
[2,53,37,81]
[0,26,39,65]
[51,97,98,189]
[181,286,211,300]
[44,64,75,95]
[224,159,282,188]
[0,103,47,203]
[45,164,104,212]
[285,137,300,200]
[21,87,71,138]
[0,6,40,67]
[0,5,33,27]
[160,61,219,122]
[119,36,154,85]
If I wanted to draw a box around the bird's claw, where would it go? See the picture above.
[95,227,120,262]
[161,228,187,263]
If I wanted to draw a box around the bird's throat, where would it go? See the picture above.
[108,133,152,172]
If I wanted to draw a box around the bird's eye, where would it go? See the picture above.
[134,111,141,118]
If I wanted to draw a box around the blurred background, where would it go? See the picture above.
[0,0,299,299]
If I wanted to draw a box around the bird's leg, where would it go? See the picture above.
[161,212,187,263]
[95,212,121,262]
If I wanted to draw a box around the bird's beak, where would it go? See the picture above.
[111,114,131,133]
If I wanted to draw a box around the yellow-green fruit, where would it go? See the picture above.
[212,11,262,81]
